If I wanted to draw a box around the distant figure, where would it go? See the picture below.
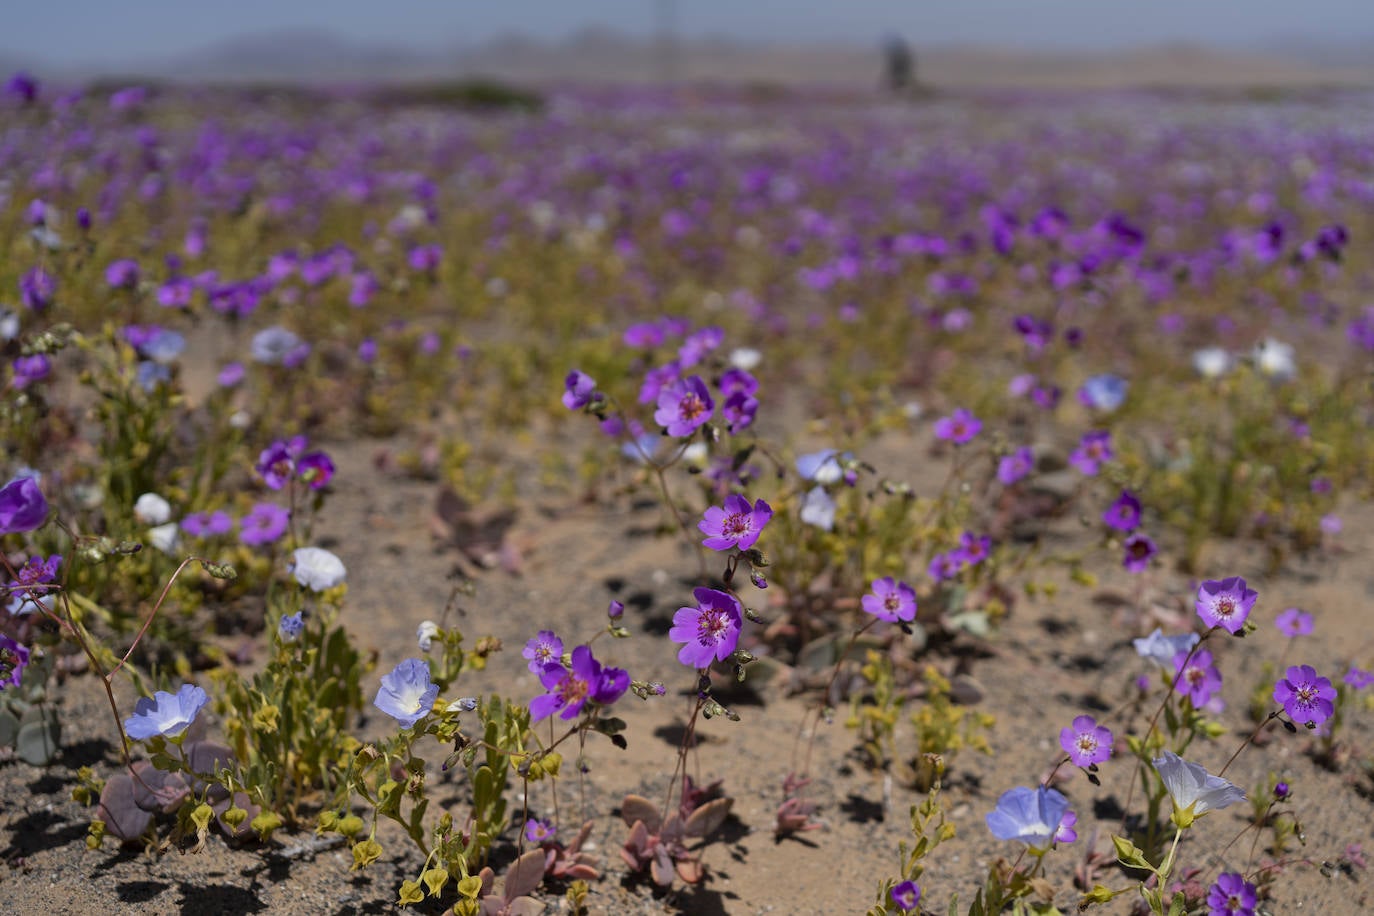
[883,35,915,92]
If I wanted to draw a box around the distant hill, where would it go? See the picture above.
[7,28,1373,90]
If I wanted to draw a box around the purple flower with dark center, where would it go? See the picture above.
[1275,608,1313,638]
[1122,533,1156,573]
[524,818,556,844]
[255,441,296,490]
[698,494,772,551]
[678,326,723,367]
[861,577,917,624]
[181,510,232,538]
[297,451,334,490]
[14,553,60,591]
[669,587,743,668]
[654,375,714,437]
[0,635,31,689]
[373,658,438,728]
[638,362,680,405]
[407,244,442,274]
[20,266,56,310]
[1060,715,1113,767]
[954,531,991,567]
[998,446,1034,486]
[529,645,628,721]
[927,551,959,582]
[623,321,666,348]
[105,258,141,290]
[933,408,981,444]
[0,477,47,534]
[986,785,1075,851]
[124,684,209,741]
[1196,576,1257,634]
[1174,647,1222,707]
[889,880,921,912]
[1102,490,1141,532]
[238,502,289,546]
[562,370,597,410]
[721,390,759,432]
[1068,430,1113,475]
[1273,665,1336,728]
[522,630,564,675]
[1206,872,1257,916]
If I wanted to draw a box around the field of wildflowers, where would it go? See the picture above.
[1,72,1373,914]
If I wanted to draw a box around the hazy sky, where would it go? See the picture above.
[7,0,1372,66]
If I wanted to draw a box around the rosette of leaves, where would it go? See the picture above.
[619,792,733,885]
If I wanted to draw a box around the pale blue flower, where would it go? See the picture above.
[373,658,438,728]
[799,486,836,531]
[986,785,1074,851]
[124,684,209,741]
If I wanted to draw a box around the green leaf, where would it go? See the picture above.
[1167,891,1186,916]
[0,709,20,747]
[16,708,60,765]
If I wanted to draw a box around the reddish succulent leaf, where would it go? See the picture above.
[676,858,704,884]
[651,846,675,886]
[97,773,153,842]
[620,794,660,834]
[130,761,189,813]
[684,797,732,839]
[502,849,546,900]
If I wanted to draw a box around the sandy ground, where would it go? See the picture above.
[3,422,1374,915]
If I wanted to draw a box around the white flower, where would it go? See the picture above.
[728,347,762,371]
[1132,628,1199,670]
[417,620,440,652]
[0,307,19,342]
[1253,338,1295,380]
[291,547,346,591]
[133,492,172,525]
[1191,347,1232,379]
[1152,751,1245,827]
[148,522,181,555]
[681,442,709,468]
[799,486,836,531]
[796,449,844,485]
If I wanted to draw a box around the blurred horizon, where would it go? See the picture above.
[6,1,1374,89]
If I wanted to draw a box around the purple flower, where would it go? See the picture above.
[927,551,959,582]
[1122,533,1156,573]
[12,354,50,389]
[124,684,209,741]
[562,370,598,410]
[373,658,439,728]
[20,266,56,310]
[181,510,232,538]
[1273,665,1336,728]
[698,494,772,552]
[986,785,1075,851]
[954,531,991,567]
[238,502,289,546]
[524,818,556,844]
[522,630,564,674]
[1206,872,1257,916]
[1054,810,1078,845]
[105,258,141,290]
[0,477,47,534]
[297,451,335,490]
[5,71,38,104]
[721,390,758,432]
[1068,430,1113,475]
[861,577,917,624]
[1174,647,1222,707]
[998,446,1035,486]
[1345,666,1374,690]
[278,612,305,643]
[654,375,714,437]
[933,408,982,444]
[0,635,31,689]
[719,368,758,396]
[1275,608,1313,638]
[217,362,245,387]
[638,362,680,405]
[1196,576,1257,634]
[1102,490,1141,532]
[529,645,628,721]
[669,587,743,668]
[255,441,296,490]
[889,880,921,912]
[1060,715,1113,767]
[623,321,665,348]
